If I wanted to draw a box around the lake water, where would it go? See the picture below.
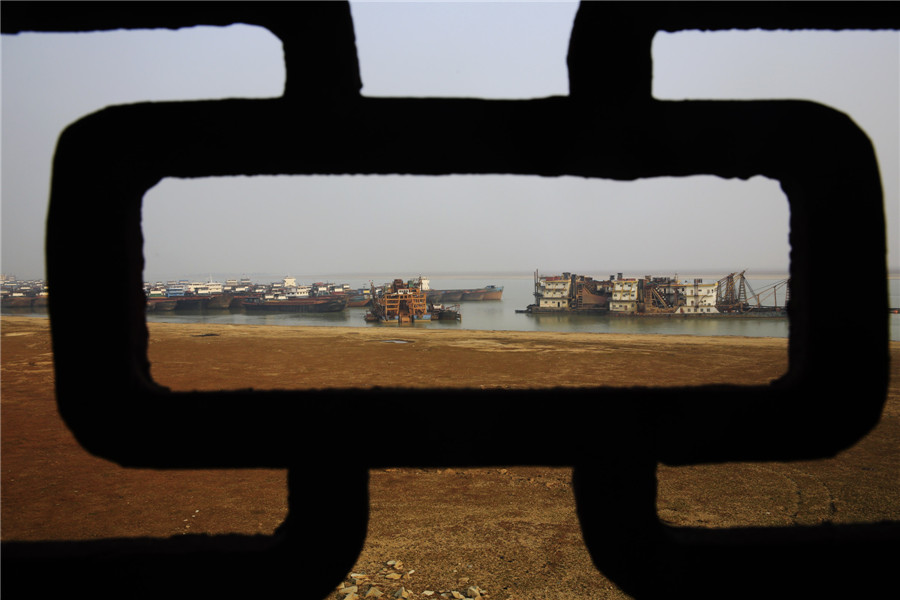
[140,274,900,341]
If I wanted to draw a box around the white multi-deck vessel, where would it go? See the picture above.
[520,270,789,317]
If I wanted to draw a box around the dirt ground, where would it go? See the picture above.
[2,316,898,599]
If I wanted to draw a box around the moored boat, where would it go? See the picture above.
[438,290,464,302]
[146,297,177,311]
[174,297,206,310]
[425,285,502,302]
[1,296,37,308]
[431,303,462,321]
[205,293,234,310]
[365,277,432,324]
[241,294,348,313]
[481,285,504,301]
[520,270,789,317]
[348,291,373,307]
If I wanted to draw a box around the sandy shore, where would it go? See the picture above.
[145,319,792,391]
[2,316,898,598]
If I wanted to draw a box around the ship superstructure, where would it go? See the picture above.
[525,271,610,313]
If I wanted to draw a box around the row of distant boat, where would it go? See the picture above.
[140,275,502,316]
[0,274,503,317]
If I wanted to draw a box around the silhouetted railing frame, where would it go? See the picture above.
[2,2,897,598]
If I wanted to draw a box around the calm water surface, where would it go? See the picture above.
[144,275,900,340]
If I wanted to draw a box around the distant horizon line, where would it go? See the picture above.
[138,267,796,284]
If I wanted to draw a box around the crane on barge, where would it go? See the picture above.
[716,271,790,313]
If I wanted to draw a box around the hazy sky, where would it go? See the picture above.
[2,2,897,283]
